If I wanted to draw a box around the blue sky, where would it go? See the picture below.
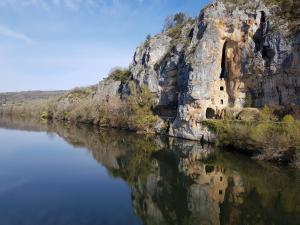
[0,0,211,92]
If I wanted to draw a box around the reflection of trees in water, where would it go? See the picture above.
[219,153,300,225]
[0,116,299,225]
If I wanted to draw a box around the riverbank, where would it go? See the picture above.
[0,84,161,134]
[202,107,300,167]
[1,101,300,168]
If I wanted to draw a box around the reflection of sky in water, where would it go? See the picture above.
[0,124,299,225]
[0,178,29,194]
[0,128,142,225]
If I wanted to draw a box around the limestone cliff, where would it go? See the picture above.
[96,0,300,141]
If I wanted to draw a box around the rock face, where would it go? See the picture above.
[95,80,121,103]
[97,0,300,141]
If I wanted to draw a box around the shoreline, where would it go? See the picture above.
[1,113,299,168]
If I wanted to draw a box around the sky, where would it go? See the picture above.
[0,0,211,92]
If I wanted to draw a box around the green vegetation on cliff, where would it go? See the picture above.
[203,107,300,162]
[107,68,132,84]
[223,0,299,31]
[65,86,97,103]
[127,83,159,131]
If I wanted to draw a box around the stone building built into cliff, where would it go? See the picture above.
[206,78,229,119]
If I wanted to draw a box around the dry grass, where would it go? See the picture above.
[0,83,159,133]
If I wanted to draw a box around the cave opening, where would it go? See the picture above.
[260,11,266,24]
[205,165,214,173]
[188,28,194,40]
[206,108,216,119]
[220,41,227,79]
[254,11,267,52]
[262,45,275,67]
[154,68,179,122]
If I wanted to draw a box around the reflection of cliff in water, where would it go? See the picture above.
[0,117,299,225]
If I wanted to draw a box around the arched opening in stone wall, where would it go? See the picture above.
[220,86,224,91]
[220,41,228,79]
[206,107,216,119]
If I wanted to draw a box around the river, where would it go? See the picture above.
[0,117,299,225]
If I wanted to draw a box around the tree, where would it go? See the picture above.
[163,12,189,31]
[146,34,151,41]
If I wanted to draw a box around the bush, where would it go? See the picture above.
[165,19,194,46]
[282,114,295,123]
[167,23,184,40]
[40,111,48,121]
[107,68,132,84]
[67,87,96,103]
[259,106,278,122]
[202,108,300,158]
[127,83,159,132]
[243,93,253,107]
[163,12,189,31]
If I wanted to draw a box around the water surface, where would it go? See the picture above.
[0,117,299,225]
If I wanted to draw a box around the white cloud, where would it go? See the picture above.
[0,0,48,8]
[0,25,33,43]
[0,0,146,10]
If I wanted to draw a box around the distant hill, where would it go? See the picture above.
[0,90,66,105]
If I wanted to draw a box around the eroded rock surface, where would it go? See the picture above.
[126,0,300,141]
[91,0,300,141]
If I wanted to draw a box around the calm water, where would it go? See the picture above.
[0,118,299,225]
